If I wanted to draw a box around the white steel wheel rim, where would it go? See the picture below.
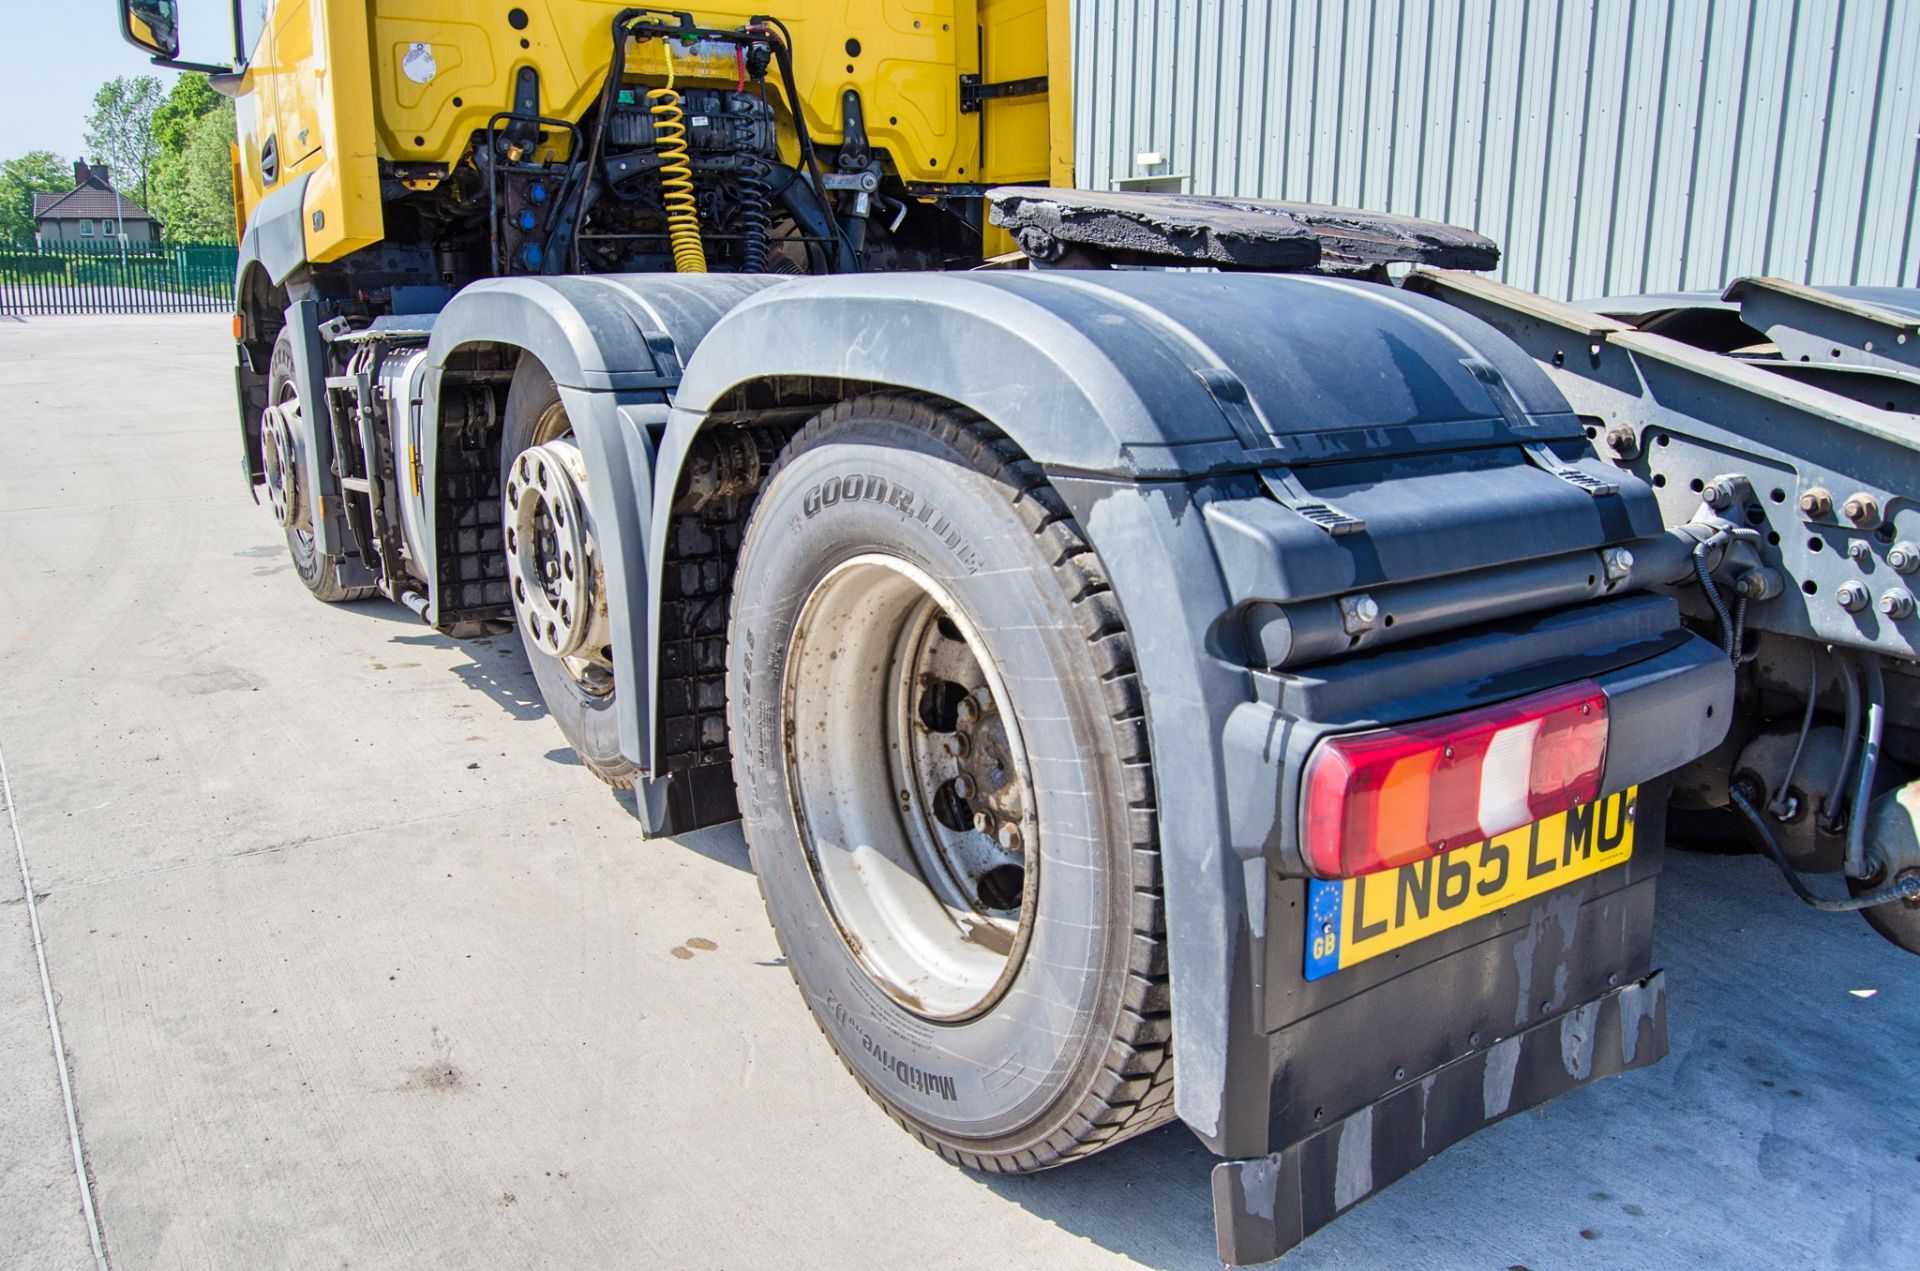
[503,437,614,693]
[782,553,1039,1022]
[261,397,301,530]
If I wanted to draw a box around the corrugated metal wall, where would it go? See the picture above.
[1071,0,1920,299]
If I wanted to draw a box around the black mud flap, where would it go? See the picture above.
[1211,972,1667,1267]
[235,359,266,496]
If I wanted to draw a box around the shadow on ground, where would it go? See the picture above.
[387,628,548,722]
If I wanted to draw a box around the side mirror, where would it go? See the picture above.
[119,0,181,61]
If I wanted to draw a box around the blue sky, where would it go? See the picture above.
[0,7,198,163]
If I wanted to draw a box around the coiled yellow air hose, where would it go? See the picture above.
[648,46,707,274]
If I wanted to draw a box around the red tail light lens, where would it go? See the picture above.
[1302,681,1609,878]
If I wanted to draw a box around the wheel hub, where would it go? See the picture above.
[504,439,610,662]
[783,554,1039,1020]
[260,399,302,529]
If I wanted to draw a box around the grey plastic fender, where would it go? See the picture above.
[233,174,312,291]
[668,270,1587,477]
[418,274,784,770]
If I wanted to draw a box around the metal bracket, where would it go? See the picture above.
[1261,467,1367,536]
[1522,442,1619,497]
[502,66,542,156]
[959,74,1048,113]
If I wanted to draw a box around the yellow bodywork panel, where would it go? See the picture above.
[236,0,383,264]
[229,1,1072,257]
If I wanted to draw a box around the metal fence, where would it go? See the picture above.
[0,241,237,316]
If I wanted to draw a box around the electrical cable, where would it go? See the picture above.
[1692,532,1738,656]
[649,41,708,273]
[1766,644,1821,820]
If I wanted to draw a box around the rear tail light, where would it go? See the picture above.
[1302,681,1609,878]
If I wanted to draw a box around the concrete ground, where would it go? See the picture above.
[0,313,1913,1270]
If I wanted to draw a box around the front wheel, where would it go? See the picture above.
[263,328,375,603]
[728,394,1174,1170]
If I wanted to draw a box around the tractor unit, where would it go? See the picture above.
[118,0,1920,1261]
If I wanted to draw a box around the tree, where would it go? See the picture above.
[145,73,236,243]
[150,101,237,242]
[152,72,221,158]
[0,151,69,243]
[84,75,166,208]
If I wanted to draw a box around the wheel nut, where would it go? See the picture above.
[1800,487,1833,518]
[955,698,979,727]
[1843,493,1880,526]
[1890,542,1919,575]
[1880,589,1915,621]
[997,823,1023,852]
[1836,581,1871,613]
[943,735,970,758]
[951,774,975,799]
[972,811,994,833]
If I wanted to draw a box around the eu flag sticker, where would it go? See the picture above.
[1304,879,1343,981]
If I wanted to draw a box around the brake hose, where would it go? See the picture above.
[1822,653,1863,833]
[1730,784,1920,912]
[1844,658,1886,878]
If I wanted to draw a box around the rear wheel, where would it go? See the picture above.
[728,394,1174,1170]
[500,358,641,788]
[263,328,375,603]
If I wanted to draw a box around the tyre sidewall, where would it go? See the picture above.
[731,417,1133,1151]
[268,330,346,600]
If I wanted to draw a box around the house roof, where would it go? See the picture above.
[34,187,157,221]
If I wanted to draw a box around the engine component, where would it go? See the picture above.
[607,88,778,155]
[1856,780,1920,954]
[1733,724,1848,869]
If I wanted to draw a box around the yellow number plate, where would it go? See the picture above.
[1304,788,1637,981]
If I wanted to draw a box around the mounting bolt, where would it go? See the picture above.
[1800,487,1833,518]
[1843,493,1881,527]
[1340,593,1381,636]
[1601,546,1634,584]
[1880,589,1916,621]
[1701,480,1736,511]
[1889,542,1920,575]
[997,823,1023,853]
[1604,425,1639,458]
[1836,581,1871,613]
[1848,539,1872,564]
